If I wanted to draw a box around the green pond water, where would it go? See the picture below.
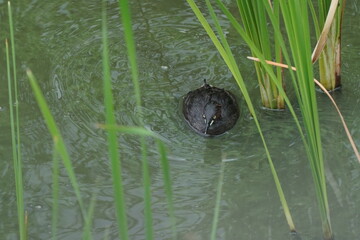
[1,0,360,239]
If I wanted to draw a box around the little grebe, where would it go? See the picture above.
[182,80,239,136]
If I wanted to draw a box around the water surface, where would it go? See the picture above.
[0,0,359,239]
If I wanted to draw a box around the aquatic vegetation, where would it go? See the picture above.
[5,0,358,239]
[269,1,333,238]
[21,2,177,240]
[237,0,285,109]
[101,2,130,239]
[186,0,296,233]
[312,0,346,91]
[186,0,358,239]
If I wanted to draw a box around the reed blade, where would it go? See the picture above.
[101,2,130,239]
[7,2,26,238]
[27,70,86,218]
[210,161,225,240]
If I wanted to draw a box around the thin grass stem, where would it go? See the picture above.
[210,161,225,240]
[116,0,156,238]
[6,38,26,240]
[82,181,99,240]
[101,2,129,239]
[8,2,23,182]
[156,141,177,239]
[26,69,86,219]
[7,2,26,238]
[116,0,176,238]
[51,146,60,240]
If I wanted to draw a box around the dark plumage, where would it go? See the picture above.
[182,80,239,136]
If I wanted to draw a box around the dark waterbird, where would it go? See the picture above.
[182,80,239,136]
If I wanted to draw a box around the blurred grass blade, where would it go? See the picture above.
[98,122,178,238]
[8,1,23,177]
[7,2,26,239]
[116,0,156,238]
[51,146,60,240]
[210,161,225,240]
[156,140,177,239]
[7,38,26,240]
[117,0,141,108]
[96,124,159,138]
[26,69,86,218]
[82,183,99,240]
[101,2,129,240]
[141,140,153,240]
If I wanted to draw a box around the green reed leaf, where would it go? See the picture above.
[101,2,130,239]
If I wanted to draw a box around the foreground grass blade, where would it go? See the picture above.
[97,123,177,239]
[117,0,178,237]
[8,1,23,181]
[8,2,21,163]
[156,141,177,239]
[101,3,129,239]
[116,0,157,238]
[117,0,141,108]
[210,161,225,240]
[7,39,26,240]
[7,3,26,239]
[82,183,99,240]
[186,0,296,232]
[96,124,159,137]
[101,129,177,240]
[140,139,153,240]
[51,147,60,240]
[26,70,86,217]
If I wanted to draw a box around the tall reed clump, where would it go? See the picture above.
[237,0,285,109]
[264,0,333,239]
[187,0,337,239]
[187,0,297,234]
[314,0,346,90]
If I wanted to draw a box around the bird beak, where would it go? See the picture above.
[204,124,209,135]
[204,119,213,135]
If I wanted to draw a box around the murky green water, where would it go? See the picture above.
[1,0,359,239]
